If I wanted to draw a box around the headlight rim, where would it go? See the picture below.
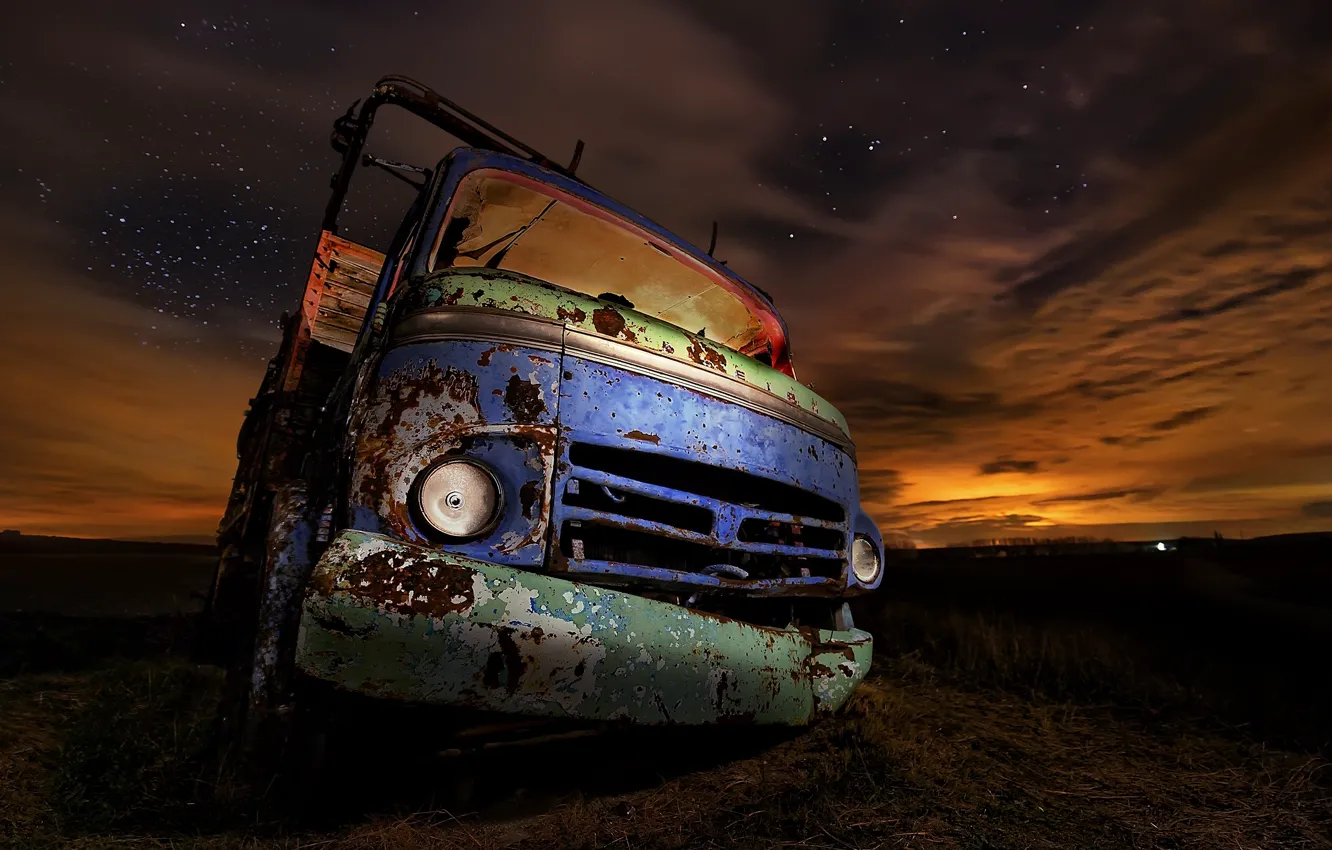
[850,533,882,586]
[411,456,505,541]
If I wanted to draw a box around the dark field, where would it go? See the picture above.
[2,537,1331,848]
[0,554,216,617]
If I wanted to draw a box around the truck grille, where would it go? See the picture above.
[555,442,846,582]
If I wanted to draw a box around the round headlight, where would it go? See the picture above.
[851,535,881,585]
[415,458,503,539]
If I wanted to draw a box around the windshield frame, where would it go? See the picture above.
[409,148,793,373]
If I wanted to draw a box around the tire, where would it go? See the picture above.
[215,483,319,808]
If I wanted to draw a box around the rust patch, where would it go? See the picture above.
[805,659,836,679]
[441,367,480,406]
[334,548,476,619]
[358,359,475,507]
[310,611,376,638]
[810,640,858,663]
[478,348,495,367]
[712,668,732,712]
[504,375,547,424]
[557,306,587,323]
[486,626,525,693]
[653,693,673,722]
[482,649,505,689]
[511,424,558,457]
[624,429,661,445]
[686,338,728,372]
[441,286,465,305]
[519,480,540,519]
[592,306,626,338]
[310,563,340,598]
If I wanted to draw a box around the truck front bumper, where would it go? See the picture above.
[295,531,872,725]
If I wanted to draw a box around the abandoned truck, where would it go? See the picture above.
[205,75,884,760]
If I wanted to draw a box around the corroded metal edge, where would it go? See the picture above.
[295,530,872,725]
[391,307,855,454]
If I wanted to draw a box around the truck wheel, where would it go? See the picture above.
[216,483,321,804]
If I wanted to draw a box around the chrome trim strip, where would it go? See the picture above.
[392,308,565,353]
[391,307,854,453]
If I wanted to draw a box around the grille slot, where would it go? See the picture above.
[738,519,843,551]
[561,521,843,580]
[564,479,713,534]
[568,443,845,522]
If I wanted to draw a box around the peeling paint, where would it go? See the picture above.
[399,268,848,438]
[297,531,872,724]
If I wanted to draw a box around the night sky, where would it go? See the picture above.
[3,1,1332,545]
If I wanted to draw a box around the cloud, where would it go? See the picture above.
[900,496,1008,509]
[857,468,904,506]
[1034,488,1163,505]
[997,77,1332,311]
[1303,501,1332,518]
[979,459,1042,476]
[1149,407,1219,432]
[1100,435,1162,448]
[929,514,1051,533]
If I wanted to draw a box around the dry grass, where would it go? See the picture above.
[2,608,1330,849]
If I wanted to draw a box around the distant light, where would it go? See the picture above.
[1156,542,1166,551]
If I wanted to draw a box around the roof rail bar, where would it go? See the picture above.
[321,75,580,233]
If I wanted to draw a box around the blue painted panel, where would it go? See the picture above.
[552,355,857,589]
[555,356,855,504]
[346,339,560,567]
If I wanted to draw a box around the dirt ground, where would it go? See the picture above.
[2,612,1328,849]
[3,541,1331,848]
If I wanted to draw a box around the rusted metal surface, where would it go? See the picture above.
[223,97,889,738]
[397,268,847,442]
[552,352,859,593]
[347,338,559,566]
[338,269,868,602]
[296,531,872,724]
[347,284,864,597]
[239,482,317,755]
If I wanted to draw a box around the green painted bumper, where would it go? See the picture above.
[296,531,872,725]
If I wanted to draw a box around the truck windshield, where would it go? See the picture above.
[426,168,777,359]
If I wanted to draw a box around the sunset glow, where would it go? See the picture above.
[3,1,1331,545]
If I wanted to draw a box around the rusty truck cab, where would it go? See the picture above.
[210,77,883,762]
